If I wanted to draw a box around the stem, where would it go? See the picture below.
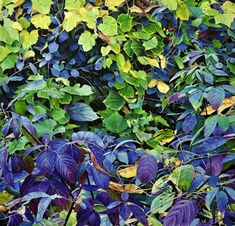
[63,200,75,226]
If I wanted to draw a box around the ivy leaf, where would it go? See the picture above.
[207,87,225,110]
[104,91,125,111]
[170,165,194,191]
[105,0,126,10]
[1,54,17,71]
[162,0,177,11]
[68,103,99,122]
[65,0,85,10]
[20,30,39,48]
[117,14,132,32]
[98,16,118,36]
[31,0,53,14]
[78,31,97,52]
[31,14,51,29]
[143,37,158,51]
[104,112,128,133]
[137,155,158,184]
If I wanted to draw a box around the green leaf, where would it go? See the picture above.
[20,30,39,48]
[31,14,51,29]
[124,40,134,57]
[35,119,57,137]
[104,91,125,111]
[174,55,184,69]
[0,46,9,62]
[138,56,159,67]
[218,115,230,131]
[104,112,128,133]
[1,54,17,71]
[117,14,132,32]
[176,2,189,20]
[162,0,177,11]
[63,11,82,32]
[0,19,19,44]
[78,31,97,52]
[151,189,175,214]
[143,37,158,51]
[61,84,93,96]
[170,165,194,191]
[200,2,218,16]
[51,109,69,124]
[131,40,143,56]
[65,0,85,10]
[31,0,53,14]
[98,16,118,36]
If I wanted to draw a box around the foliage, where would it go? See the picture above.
[0,0,235,225]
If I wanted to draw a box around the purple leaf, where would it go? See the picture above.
[72,131,104,148]
[137,154,158,184]
[55,152,77,183]
[48,42,59,53]
[49,139,67,153]
[21,116,36,137]
[88,144,104,165]
[11,113,22,138]
[163,200,198,226]
[194,137,230,153]
[65,145,80,163]
[86,164,110,189]
[11,155,24,173]
[168,92,183,104]
[129,204,148,226]
[2,121,11,137]
[36,150,56,176]
[0,148,8,169]
[182,115,197,134]
[207,87,225,110]
[205,153,226,176]
[120,204,131,221]
[23,145,44,158]
[216,191,228,212]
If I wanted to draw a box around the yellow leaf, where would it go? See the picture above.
[14,0,26,8]
[201,96,235,115]
[156,80,170,94]
[20,30,38,48]
[129,5,143,13]
[101,46,111,56]
[109,181,144,194]
[105,0,126,10]
[159,55,167,69]
[31,14,51,29]
[23,50,35,60]
[11,22,23,31]
[0,191,13,205]
[118,165,137,178]
[148,79,158,88]
[110,43,120,54]
[122,61,131,73]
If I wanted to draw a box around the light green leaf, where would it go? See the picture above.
[98,16,118,36]
[61,84,93,96]
[176,2,190,20]
[63,11,82,32]
[143,37,158,50]
[117,14,132,32]
[131,40,143,56]
[51,109,69,124]
[31,14,51,29]
[0,46,9,62]
[174,56,184,69]
[35,119,57,137]
[65,0,85,10]
[78,31,97,52]
[20,30,39,48]
[151,189,175,214]
[104,112,128,133]
[200,2,218,16]
[162,0,177,11]
[218,115,230,131]
[31,0,53,14]
[104,91,125,111]
[138,56,159,67]
[101,46,111,56]
[170,165,194,191]
[1,54,17,71]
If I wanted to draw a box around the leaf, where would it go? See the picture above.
[11,113,22,138]
[104,91,125,111]
[65,0,85,10]
[206,188,219,209]
[189,90,203,110]
[216,191,228,212]
[143,37,158,51]
[0,191,13,205]
[194,137,230,153]
[68,103,99,121]
[35,119,57,137]
[105,0,126,10]
[163,200,198,226]
[218,115,230,131]
[118,165,137,178]
[151,189,175,214]
[117,14,132,32]
[224,186,235,200]
[78,31,98,52]
[176,2,189,20]
[31,0,53,14]
[120,205,131,221]
[138,56,159,67]
[0,46,9,62]
[204,115,219,138]
[156,80,170,94]
[129,205,148,226]
[31,14,51,29]
[170,165,194,191]
[98,16,118,36]
[36,197,52,222]
[61,84,93,96]
[207,87,225,110]
[20,30,39,48]
[109,181,144,194]
[182,115,197,134]
[137,155,158,184]
[22,192,57,202]
[36,150,56,176]
[103,112,128,133]
[55,152,77,183]
[1,54,18,71]
[162,0,177,11]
